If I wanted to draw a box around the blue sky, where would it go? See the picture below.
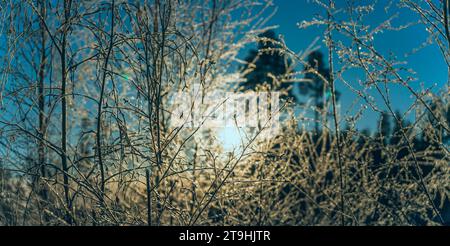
[260,0,448,131]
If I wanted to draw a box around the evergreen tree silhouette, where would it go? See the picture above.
[240,30,296,100]
[426,97,450,146]
[300,51,340,133]
[373,111,391,170]
[379,111,392,145]
[390,111,405,146]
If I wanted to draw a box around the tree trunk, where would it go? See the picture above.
[61,0,72,225]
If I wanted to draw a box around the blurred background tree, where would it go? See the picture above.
[300,51,340,133]
[240,30,296,100]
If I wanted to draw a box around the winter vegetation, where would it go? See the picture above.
[0,0,449,225]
